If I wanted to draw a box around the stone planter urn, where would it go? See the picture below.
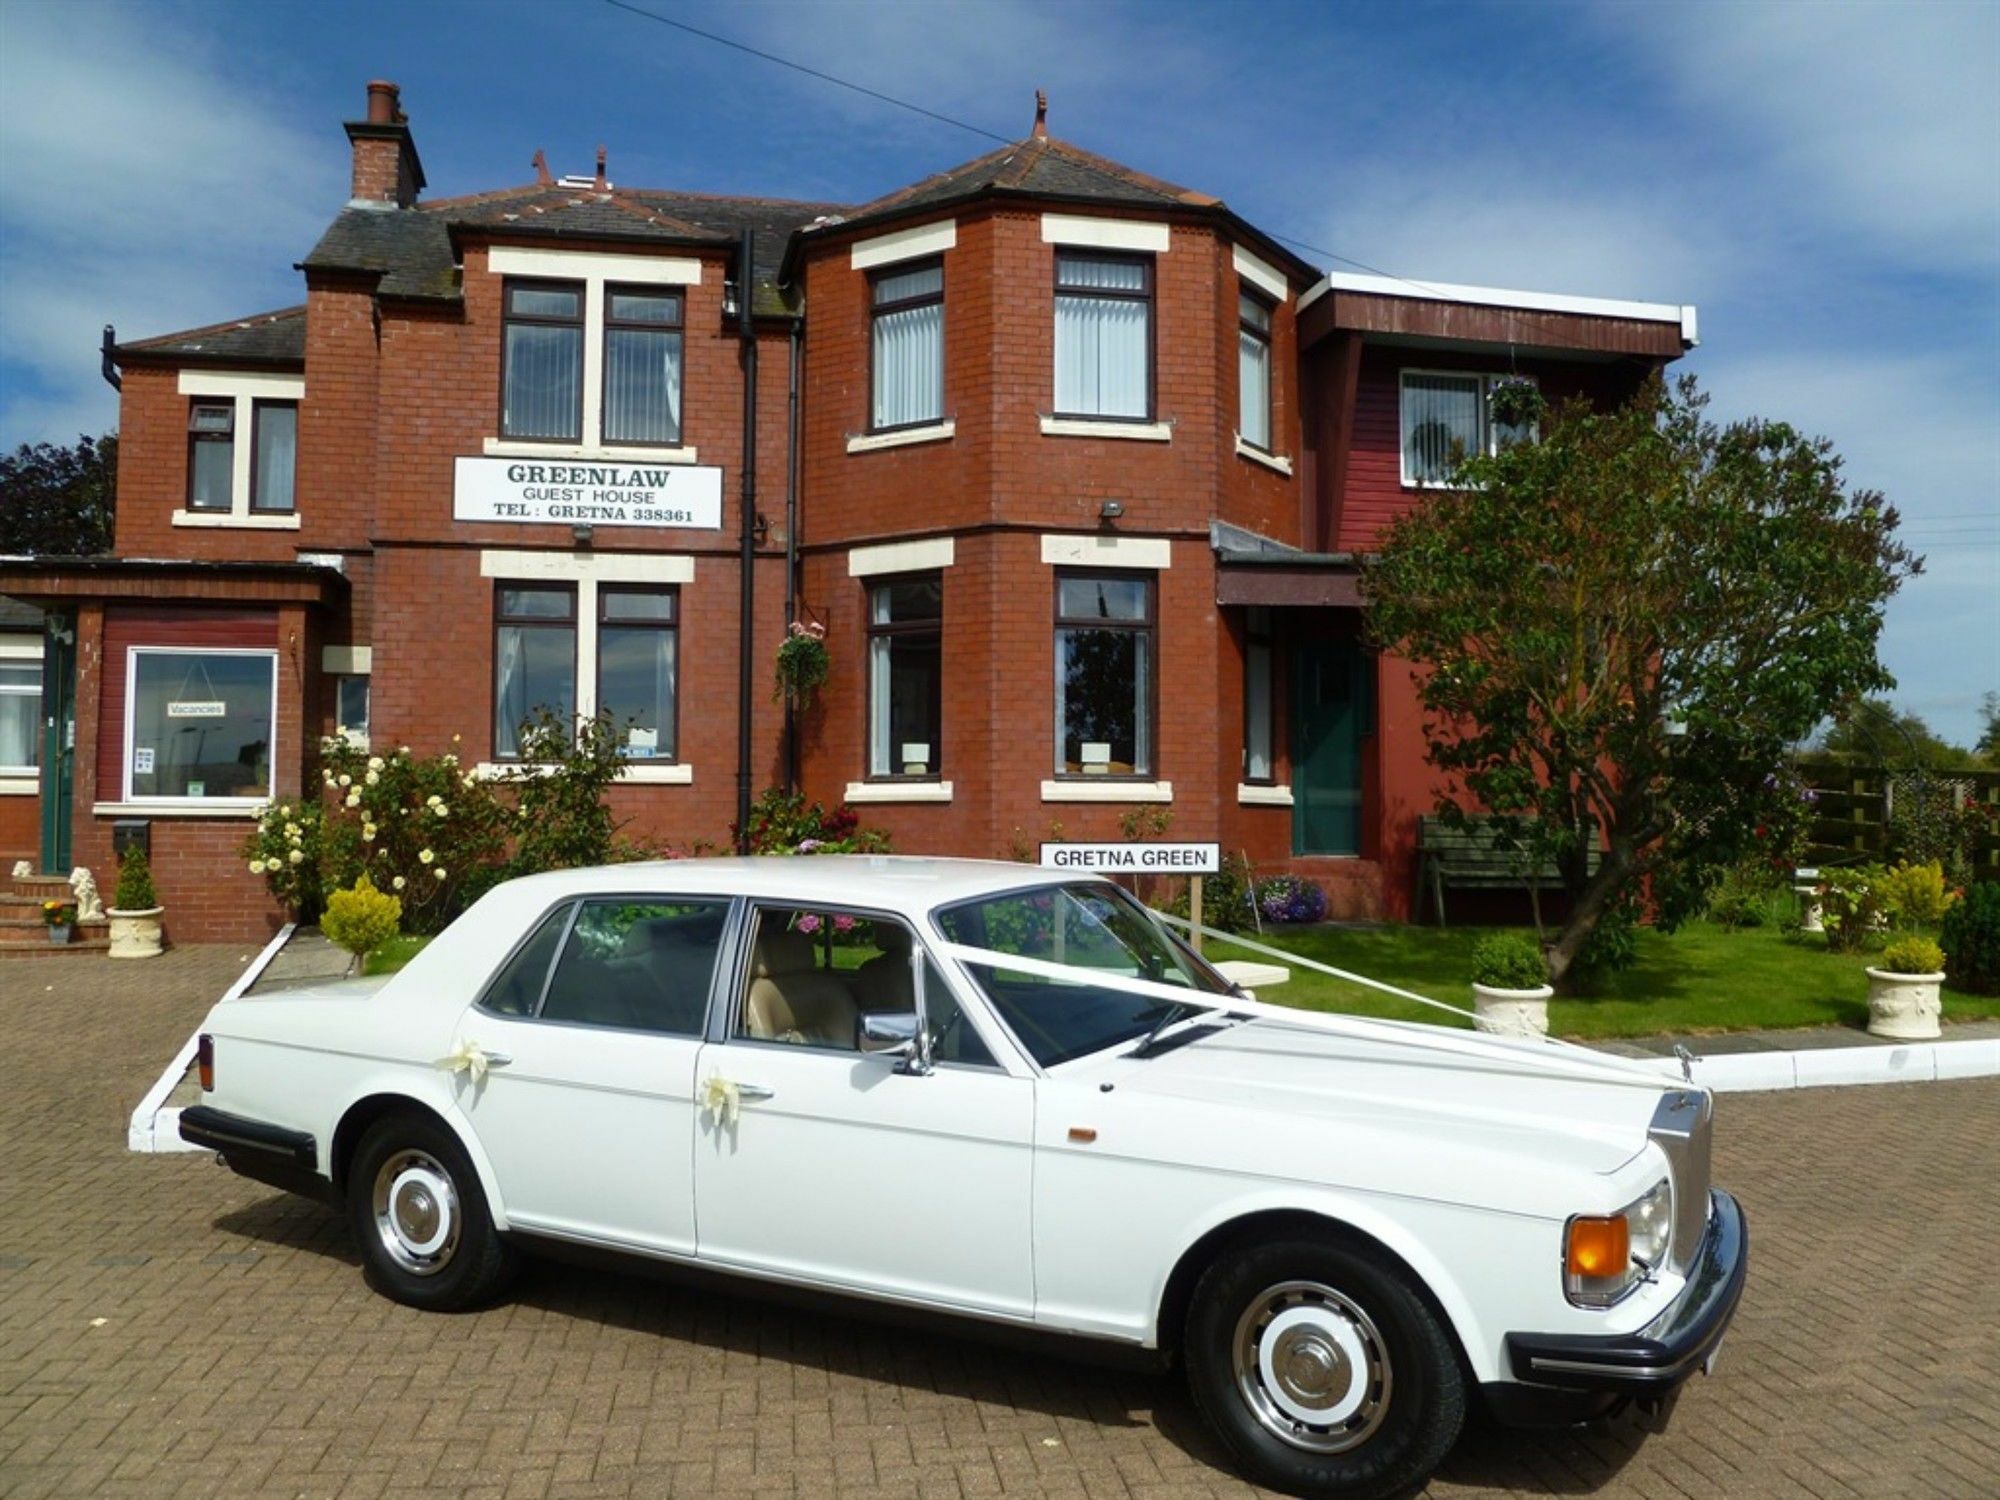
[1471,982,1554,1039]
[1864,966,1943,1040]
[107,906,166,959]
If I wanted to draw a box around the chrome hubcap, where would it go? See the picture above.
[1233,1280,1391,1452]
[372,1149,460,1276]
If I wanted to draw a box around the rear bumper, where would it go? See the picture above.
[179,1105,330,1202]
[1502,1188,1747,1396]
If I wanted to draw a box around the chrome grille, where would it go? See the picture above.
[1647,1089,1713,1275]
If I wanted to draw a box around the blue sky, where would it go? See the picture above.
[2,0,1995,741]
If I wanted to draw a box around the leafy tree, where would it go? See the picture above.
[1365,374,1917,987]
[0,434,117,555]
[1818,696,1980,770]
[1976,692,2000,765]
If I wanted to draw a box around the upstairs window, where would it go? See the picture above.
[250,401,298,512]
[870,260,944,431]
[1238,292,1273,450]
[867,574,942,778]
[1054,253,1152,420]
[187,404,234,510]
[602,288,683,446]
[1400,371,1537,486]
[1054,572,1153,778]
[501,282,584,441]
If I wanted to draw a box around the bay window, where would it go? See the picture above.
[1238,291,1273,450]
[870,260,944,431]
[1054,253,1152,420]
[501,282,585,442]
[1054,572,1153,777]
[602,287,683,446]
[124,647,276,802]
[867,574,942,778]
[493,584,576,759]
[1400,371,1538,486]
[597,587,678,760]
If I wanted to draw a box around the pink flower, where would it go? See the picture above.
[832,914,856,934]
[795,913,821,934]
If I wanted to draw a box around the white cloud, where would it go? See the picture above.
[0,0,336,445]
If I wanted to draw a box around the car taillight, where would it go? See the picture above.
[197,1034,214,1092]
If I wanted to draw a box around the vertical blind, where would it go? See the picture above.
[872,263,944,429]
[1238,295,1271,450]
[1054,256,1149,418]
[1401,373,1481,484]
[252,403,297,511]
[503,324,582,441]
[603,329,682,445]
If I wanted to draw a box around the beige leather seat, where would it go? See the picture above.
[744,926,858,1047]
[852,923,915,1014]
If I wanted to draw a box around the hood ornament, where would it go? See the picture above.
[1672,1044,1695,1085]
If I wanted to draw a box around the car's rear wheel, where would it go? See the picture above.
[347,1113,515,1311]
[1185,1235,1465,1499]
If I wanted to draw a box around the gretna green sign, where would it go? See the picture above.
[453,456,723,529]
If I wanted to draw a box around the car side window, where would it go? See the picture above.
[479,903,572,1016]
[539,898,728,1036]
[737,905,996,1065]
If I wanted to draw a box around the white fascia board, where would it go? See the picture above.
[486,246,703,285]
[849,537,956,577]
[1041,214,1170,253]
[1232,245,1289,302]
[1040,534,1171,569]
[851,219,956,270]
[321,645,373,674]
[1298,270,1696,341]
[478,549,696,584]
[177,370,305,399]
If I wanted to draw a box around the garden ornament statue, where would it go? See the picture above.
[10,859,29,880]
[70,867,104,922]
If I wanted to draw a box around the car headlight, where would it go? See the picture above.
[1565,1178,1673,1307]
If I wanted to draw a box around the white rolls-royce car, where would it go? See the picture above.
[181,857,1744,1499]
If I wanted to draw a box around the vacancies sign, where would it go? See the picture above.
[453,457,723,530]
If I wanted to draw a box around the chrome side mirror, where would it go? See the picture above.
[857,1010,932,1074]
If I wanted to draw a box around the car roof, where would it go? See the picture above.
[493,855,1089,913]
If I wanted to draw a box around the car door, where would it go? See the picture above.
[454,894,735,1256]
[691,902,1035,1319]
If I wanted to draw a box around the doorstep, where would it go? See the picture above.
[1589,1020,2000,1093]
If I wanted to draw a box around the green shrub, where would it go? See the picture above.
[1573,903,1641,976]
[1471,933,1548,990]
[738,788,889,855]
[322,874,403,962]
[1877,935,1944,976]
[1817,865,1888,953]
[1159,854,1258,936]
[1940,882,2000,995]
[112,847,159,911]
[1875,860,1955,930]
[1706,863,1776,929]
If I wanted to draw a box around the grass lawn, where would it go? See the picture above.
[362,934,431,976]
[1212,919,1997,1040]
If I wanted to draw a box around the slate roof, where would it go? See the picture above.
[116,306,306,366]
[0,594,43,631]
[843,132,1218,225]
[301,208,458,300]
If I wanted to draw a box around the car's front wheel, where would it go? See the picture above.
[1184,1235,1465,1499]
[347,1113,515,1311]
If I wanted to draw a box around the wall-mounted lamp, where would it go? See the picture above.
[571,523,594,549]
[1098,500,1124,527]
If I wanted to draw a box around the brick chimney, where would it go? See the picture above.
[345,79,426,209]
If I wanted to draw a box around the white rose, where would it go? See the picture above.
[364,770,379,786]
[367,756,384,771]
[418,848,435,865]
[248,859,264,874]
[433,805,448,818]
[361,823,377,842]
[463,772,476,788]
[337,775,351,788]
[344,792,360,808]
[433,867,446,880]
[287,849,304,866]
[392,876,406,891]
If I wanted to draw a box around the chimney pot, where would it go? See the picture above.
[594,145,608,192]
[1033,89,1048,140]
[366,79,400,125]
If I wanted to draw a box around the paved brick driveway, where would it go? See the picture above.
[3,947,1995,1499]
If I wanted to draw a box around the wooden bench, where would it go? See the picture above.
[1417,816,1600,925]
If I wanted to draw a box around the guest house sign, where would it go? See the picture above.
[453,457,723,530]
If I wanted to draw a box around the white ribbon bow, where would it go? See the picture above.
[700,1074,742,1128]
[436,1038,490,1084]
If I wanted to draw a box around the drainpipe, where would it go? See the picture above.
[734,231,757,851]
[783,318,802,793]
[100,325,121,391]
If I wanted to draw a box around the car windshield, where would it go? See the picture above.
[933,881,1232,1067]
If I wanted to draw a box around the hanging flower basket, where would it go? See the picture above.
[774,621,830,709]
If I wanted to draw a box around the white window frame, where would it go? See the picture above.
[173,371,305,529]
[0,635,42,786]
[121,646,280,807]
[1398,369,1539,489]
[484,247,702,465]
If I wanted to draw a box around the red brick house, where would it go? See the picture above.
[0,83,1696,942]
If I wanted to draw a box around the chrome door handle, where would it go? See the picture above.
[736,1083,775,1101]
[481,1051,513,1067]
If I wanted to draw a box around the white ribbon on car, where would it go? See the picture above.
[700,1074,742,1128]
[436,1038,491,1084]
[939,922,1669,1092]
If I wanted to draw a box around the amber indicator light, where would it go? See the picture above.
[1067,1127,1098,1144]
[197,1034,214,1092]
[1566,1216,1629,1278]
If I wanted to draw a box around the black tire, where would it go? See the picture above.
[347,1112,516,1312]
[1184,1235,1466,1500]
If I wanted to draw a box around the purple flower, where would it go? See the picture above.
[795,838,824,852]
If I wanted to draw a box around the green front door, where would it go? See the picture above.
[1292,640,1367,855]
[39,612,75,874]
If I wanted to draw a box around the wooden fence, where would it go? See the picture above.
[1793,757,2000,879]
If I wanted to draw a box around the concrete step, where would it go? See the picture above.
[10,873,73,902]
